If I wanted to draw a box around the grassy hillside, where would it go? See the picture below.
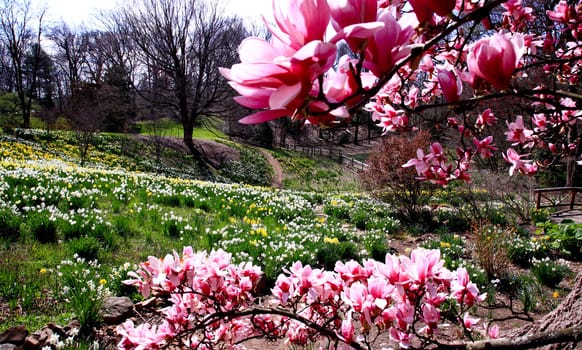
[1,128,578,346]
[0,129,395,334]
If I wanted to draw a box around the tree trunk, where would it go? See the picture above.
[182,119,211,178]
[504,272,582,349]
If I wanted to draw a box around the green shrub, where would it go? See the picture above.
[351,209,368,230]
[0,209,21,241]
[323,199,351,220]
[89,223,118,251]
[59,217,85,241]
[70,236,102,261]
[436,210,471,233]
[107,262,141,300]
[112,216,137,238]
[507,236,549,268]
[316,241,360,270]
[221,147,271,186]
[499,274,542,313]
[164,221,181,238]
[25,211,58,243]
[531,258,572,287]
[56,256,108,335]
[530,208,551,224]
[480,208,508,226]
[537,222,582,260]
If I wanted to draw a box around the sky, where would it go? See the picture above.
[35,0,272,27]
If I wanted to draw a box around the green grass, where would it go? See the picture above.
[136,117,227,140]
[270,148,360,192]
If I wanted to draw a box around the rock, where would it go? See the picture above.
[101,296,134,324]
[23,327,52,350]
[0,344,17,350]
[0,325,28,345]
[64,320,80,338]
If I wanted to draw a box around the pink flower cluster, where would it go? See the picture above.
[219,0,416,125]
[117,248,264,349]
[272,248,485,348]
[220,0,582,180]
[402,143,472,185]
[117,247,486,349]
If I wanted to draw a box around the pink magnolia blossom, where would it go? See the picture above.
[503,148,537,176]
[219,0,340,125]
[120,245,487,349]
[403,148,431,176]
[450,267,486,306]
[342,282,368,313]
[437,69,462,102]
[473,136,498,158]
[321,55,361,106]
[502,0,535,30]
[335,260,370,283]
[409,0,456,23]
[489,324,500,339]
[269,0,331,52]
[462,312,481,331]
[422,303,441,332]
[419,54,435,73]
[363,8,415,77]
[390,327,412,348]
[365,101,409,133]
[368,277,394,308]
[220,38,337,124]
[328,0,384,51]
[340,316,355,343]
[401,248,446,285]
[532,113,548,131]
[273,275,295,304]
[476,108,497,127]
[467,33,525,90]
[505,115,535,147]
[546,1,570,23]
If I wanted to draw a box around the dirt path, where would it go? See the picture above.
[257,148,283,189]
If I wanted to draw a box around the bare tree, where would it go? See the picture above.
[0,0,46,128]
[67,83,108,165]
[108,0,247,166]
[49,23,87,100]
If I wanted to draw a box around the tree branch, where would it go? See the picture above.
[440,325,582,350]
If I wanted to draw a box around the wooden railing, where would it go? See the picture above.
[340,155,369,172]
[534,187,582,212]
[279,143,343,161]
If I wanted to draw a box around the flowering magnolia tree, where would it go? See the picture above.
[117,247,492,349]
[219,0,582,186]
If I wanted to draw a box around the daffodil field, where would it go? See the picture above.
[0,130,398,333]
[1,129,580,347]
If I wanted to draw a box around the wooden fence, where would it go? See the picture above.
[279,143,343,161]
[279,143,369,172]
[534,187,582,213]
[340,155,369,172]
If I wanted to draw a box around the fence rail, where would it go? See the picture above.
[278,143,370,172]
[279,143,343,161]
[340,155,369,172]
[534,187,582,213]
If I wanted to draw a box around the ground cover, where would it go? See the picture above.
[0,130,580,348]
